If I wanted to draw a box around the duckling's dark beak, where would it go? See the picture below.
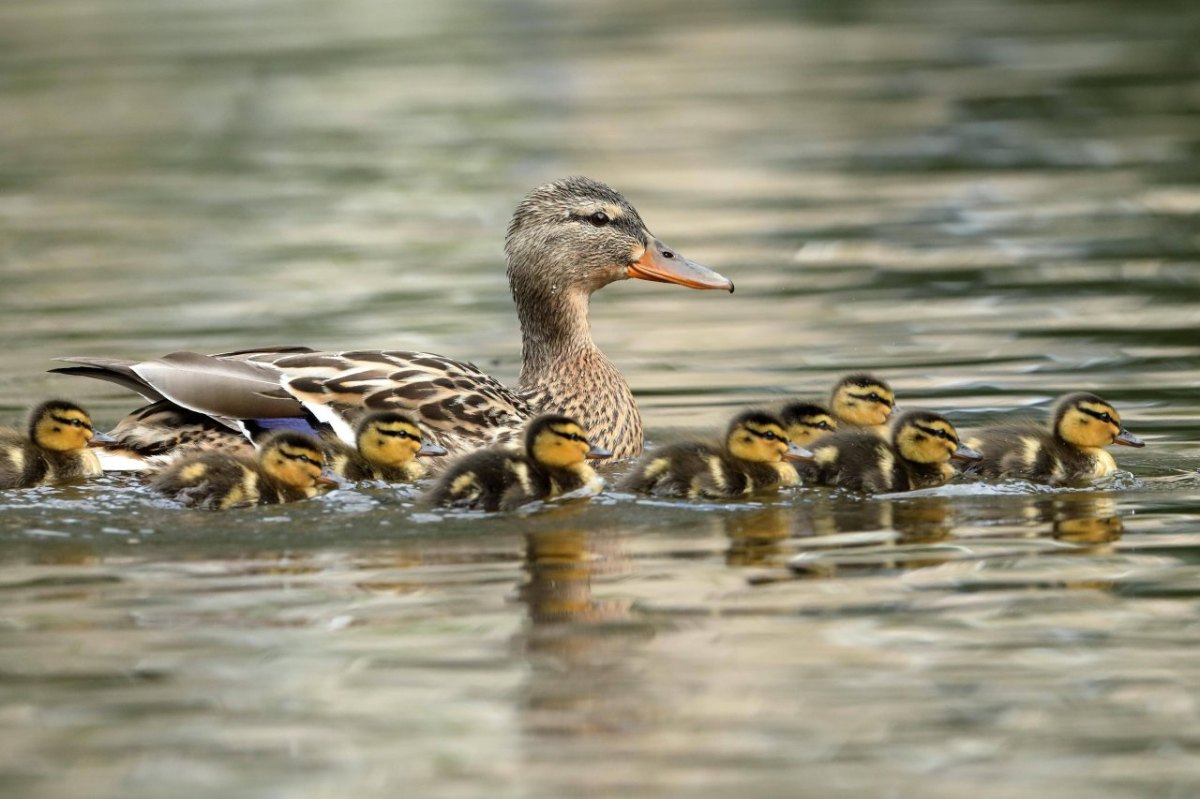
[952,443,983,462]
[628,238,734,293]
[1114,428,1145,448]
[417,442,449,457]
[315,470,342,488]
[783,443,816,462]
[88,431,117,445]
[586,445,613,459]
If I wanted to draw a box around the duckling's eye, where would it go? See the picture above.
[868,393,881,402]
[1099,413,1113,424]
[72,420,85,428]
[761,431,778,442]
[588,211,610,227]
[817,422,831,430]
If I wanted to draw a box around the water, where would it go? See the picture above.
[2,0,1200,796]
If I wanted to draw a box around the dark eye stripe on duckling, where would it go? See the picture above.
[745,426,785,442]
[914,424,957,443]
[279,447,322,466]
[1078,406,1117,424]
[849,392,893,408]
[550,427,588,443]
[377,428,420,441]
[50,414,93,431]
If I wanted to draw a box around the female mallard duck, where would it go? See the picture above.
[324,410,446,482]
[0,400,106,488]
[808,410,980,493]
[620,410,814,499]
[151,431,335,510]
[828,373,896,434]
[779,402,837,448]
[425,414,610,512]
[964,392,1143,485]
[52,177,733,465]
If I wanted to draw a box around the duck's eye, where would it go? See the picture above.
[1099,413,1113,423]
[868,393,881,402]
[817,422,831,430]
[588,211,610,227]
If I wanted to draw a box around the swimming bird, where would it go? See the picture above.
[150,431,335,509]
[779,402,837,448]
[620,409,814,499]
[425,414,610,512]
[0,400,105,488]
[52,177,733,465]
[808,410,980,493]
[324,410,446,482]
[964,392,1143,485]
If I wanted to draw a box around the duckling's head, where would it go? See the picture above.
[1052,393,1144,450]
[29,399,96,452]
[779,402,837,447]
[892,410,980,465]
[526,414,611,469]
[726,410,813,463]
[355,411,446,467]
[830,374,896,428]
[258,432,329,493]
[505,177,733,305]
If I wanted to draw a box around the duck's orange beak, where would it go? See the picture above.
[628,238,734,292]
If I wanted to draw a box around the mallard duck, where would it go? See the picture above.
[779,401,837,448]
[964,392,1144,485]
[324,410,446,482]
[620,410,814,499]
[808,410,980,493]
[52,177,733,466]
[828,373,896,434]
[0,400,106,488]
[425,414,610,512]
[150,431,335,510]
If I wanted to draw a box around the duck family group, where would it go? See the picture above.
[0,177,1145,513]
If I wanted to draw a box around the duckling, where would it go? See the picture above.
[324,411,447,482]
[151,431,335,510]
[779,402,838,448]
[965,392,1144,485]
[0,400,105,488]
[809,410,980,493]
[426,414,610,512]
[620,410,814,499]
[829,373,896,434]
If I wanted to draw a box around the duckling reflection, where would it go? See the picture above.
[516,519,657,737]
[724,507,795,567]
[1050,493,1124,544]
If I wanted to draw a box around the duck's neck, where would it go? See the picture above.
[515,284,598,380]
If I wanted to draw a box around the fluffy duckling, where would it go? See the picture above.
[151,431,335,510]
[324,411,446,482]
[829,373,896,434]
[965,392,1144,485]
[809,410,980,493]
[620,410,814,499]
[779,402,838,448]
[0,400,104,488]
[426,414,610,512]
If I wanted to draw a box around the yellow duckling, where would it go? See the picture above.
[779,401,837,448]
[426,414,610,512]
[0,399,105,488]
[324,411,447,482]
[965,392,1144,485]
[620,410,814,499]
[829,373,896,434]
[151,431,336,510]
[809,410,980,493]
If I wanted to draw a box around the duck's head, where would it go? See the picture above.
[892,410,980,465]
[29,399,96,452]
[831,374,896,428]
[526,414,611,469]
[355,411,446,467]
[779,402,837,447]
[726,410,814,463]
[505,176,734,301]
[258,431,334,494]
[1052,393,1144,450]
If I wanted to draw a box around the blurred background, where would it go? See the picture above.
[2,1,1200,797]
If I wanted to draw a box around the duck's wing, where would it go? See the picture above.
[246,349,534,450]
[53,348,534,455]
